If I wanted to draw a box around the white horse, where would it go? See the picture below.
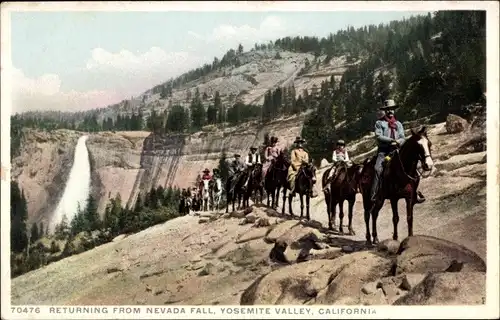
[202,179,211,211]
[211,177,223,212]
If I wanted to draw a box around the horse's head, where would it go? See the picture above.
[275,151,290,169]
[406,126,434,171]
[202,179,210,194]
[214,177,222,192]
[299,162,316,185]
[253,163,263,176]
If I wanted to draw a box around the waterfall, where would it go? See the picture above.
[49,135,91,233]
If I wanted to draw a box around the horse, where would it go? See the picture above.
[191,195,201,212]
[264,151,290,210]
[243,163,264,208]
[284,162,317,220]
[178,194,191,215]
[359,126,434,246]
[225,170,247,213]
[324,162,363,234]
[210,177,223,211]
[201,179,211,212]
[184,196,192,214]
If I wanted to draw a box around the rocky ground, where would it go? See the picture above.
[11,116,488,306]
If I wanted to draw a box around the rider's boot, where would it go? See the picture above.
[416,191,426,204]
[310,188,318,198]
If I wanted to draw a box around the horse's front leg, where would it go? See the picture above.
[329,192,337,230]
[390,198,400,240]
[299,194,304,219]
[274,185,280,210]
[306,193,310,221]
[347,195,356,236]
[288,191,294,217]
[282,186,288,215]
[405,195,415,238]
[325,191,333,230]
[362,193,372,246]
[266,187,271,207]
[338,199,345,235]
[371,199,384,245]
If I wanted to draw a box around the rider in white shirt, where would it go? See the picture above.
[243,146,261,189]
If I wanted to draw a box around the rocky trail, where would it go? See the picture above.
[11,117,487,306]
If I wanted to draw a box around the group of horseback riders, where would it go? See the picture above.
[181,98,426,215]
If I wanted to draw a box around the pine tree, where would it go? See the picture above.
[39,222,44,238]
[10,181,28,253]
[84,195,101,231]
[30,222,39,244]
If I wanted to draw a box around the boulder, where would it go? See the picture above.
[399,273,427,291]
[434,151,487,172]
[235,227,268,244]
[309,247,343,260]
[244,213,257,224]
[396,235,486,275]
[445,114,468,134]
[230,211,246,219]
[241,251,393,305]
[264,220,301,243]
[377,239,400,255]
[276,225,325,249]
[314,251,393,304]
[393,272,485,305]
[240,259,342,305]
[198,218,210,224]
[254,217,271,228]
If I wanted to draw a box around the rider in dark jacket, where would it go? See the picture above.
[371,99,425,203]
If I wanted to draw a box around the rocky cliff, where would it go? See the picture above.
[11,129,82,226]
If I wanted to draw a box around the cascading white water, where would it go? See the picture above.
[49,135,91,233]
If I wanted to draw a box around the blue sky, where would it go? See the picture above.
[10,10,430,112]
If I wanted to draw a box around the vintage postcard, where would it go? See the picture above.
[1,1,499,319]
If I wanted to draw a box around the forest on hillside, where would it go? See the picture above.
[11,11,485,162]
[10,179,183,278]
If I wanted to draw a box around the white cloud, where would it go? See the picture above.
[10,15,294,113]
[10,67,121,113]
[208,15,288,44]
[187,30,203,40]
[12,47,206,113]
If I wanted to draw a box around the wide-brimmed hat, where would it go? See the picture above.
[271,136,278,143]
[379,99,399,110]
[250,146,258,151]
[203,168,210,173]
[234,153,241,158]
[337,139,345,145]
[294,137,306,144]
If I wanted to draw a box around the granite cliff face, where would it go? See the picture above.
[11,129,82,226]
[86,114,308,213]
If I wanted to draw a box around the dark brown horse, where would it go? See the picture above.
[284,162,317,220]
[322,162,363,234]
[243,163,264,208]
[359,126,434,246]
[264,151,290,209]
[225,170,248,213]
